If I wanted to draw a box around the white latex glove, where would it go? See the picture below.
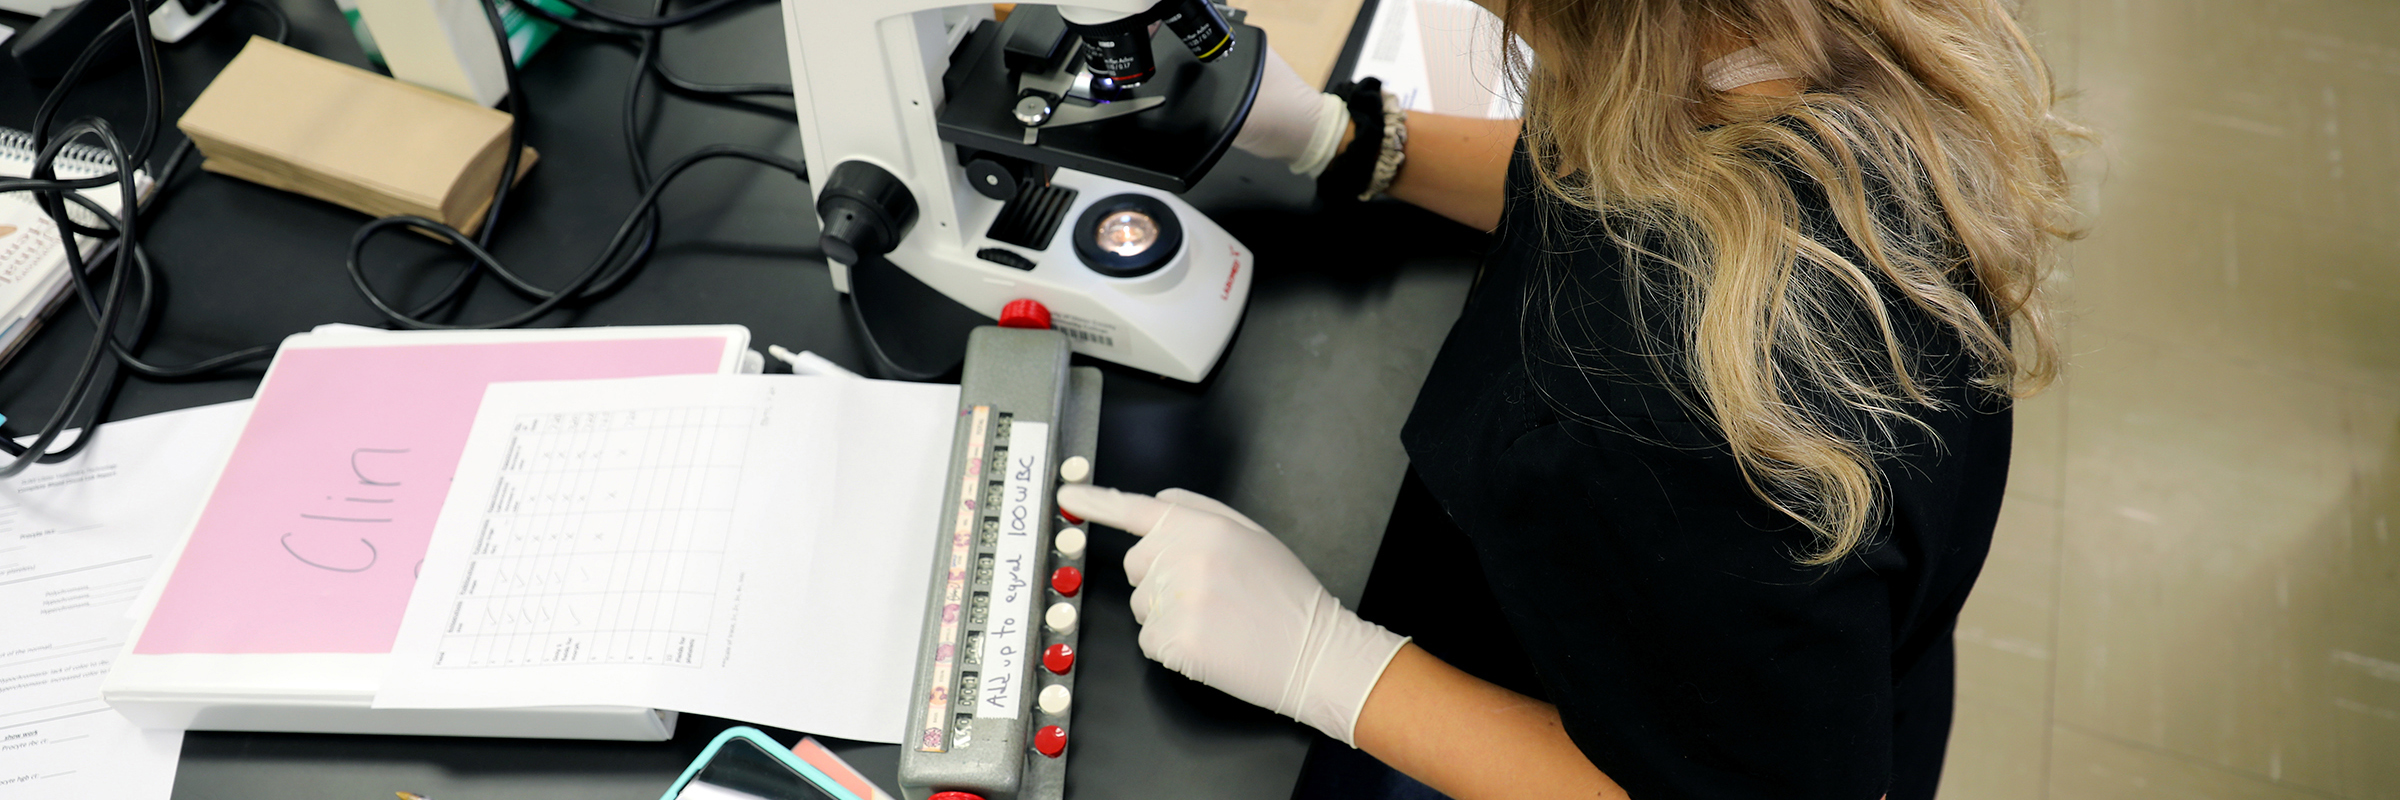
[1231,48,1350,178]
[1057,484,1409,746]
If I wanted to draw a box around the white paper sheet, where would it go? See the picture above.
[374,375,959,744]
[1349,0,1526,120]
[0,400,253,799]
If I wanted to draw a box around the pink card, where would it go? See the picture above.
[135,335,736,655]
[792,737,881,800]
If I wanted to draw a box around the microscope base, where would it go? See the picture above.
[863,168,1253,384]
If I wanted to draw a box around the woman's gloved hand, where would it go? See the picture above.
[1057,484,1408,746]
[1230,47,1350,178]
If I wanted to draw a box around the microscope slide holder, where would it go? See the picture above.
[899,327,1100,800]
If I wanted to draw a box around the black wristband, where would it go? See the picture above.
[1315,77,1385,205]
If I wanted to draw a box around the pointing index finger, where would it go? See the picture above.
[1055,484,1175,537]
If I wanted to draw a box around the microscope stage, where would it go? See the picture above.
[937,18,1265,194]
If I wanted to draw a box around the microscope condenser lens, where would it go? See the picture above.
[1096,211,1160,257]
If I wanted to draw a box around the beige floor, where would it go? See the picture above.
[1936,1,2400,798]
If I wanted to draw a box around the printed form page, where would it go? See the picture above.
[0,401,251,799]
[375,375,958,744]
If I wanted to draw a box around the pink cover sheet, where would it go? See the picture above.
[135,336,734,655]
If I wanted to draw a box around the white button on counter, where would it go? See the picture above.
[1038,684,1073,715]
[1053,527,1086,560]
[1045,601,1078,635]
[1059,456,1091,484]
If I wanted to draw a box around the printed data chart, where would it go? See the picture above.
[431,406,757,669]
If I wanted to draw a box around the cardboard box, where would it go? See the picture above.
[178,37,532,233]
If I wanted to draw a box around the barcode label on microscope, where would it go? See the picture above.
[1059,327,1114,348]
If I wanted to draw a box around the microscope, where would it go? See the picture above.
[780,5,1259,797]
[778,0,1263,383]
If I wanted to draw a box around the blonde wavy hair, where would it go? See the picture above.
[1498,0,2079,564]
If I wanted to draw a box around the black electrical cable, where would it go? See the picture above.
[584,0,913,384]
[13,37,387,466]
[497,0,791,100]
[337,0,554,324]
[4,0,828,472]
[15,16,151,199]
[497,0,921,382]
[52,197,246,377]
[844,292,952,382]
[30,0,164,175]
[0,0,301,468]
[469,0,526,248]
[353,0,529,324]
[239,0,291,43]
[530,0,751,30]
[498,0,623,36]
[651,60,791,98]
[606,0,669,297]
[59,0,295,383]
[343,0,816,329]
[345,145,805,329]
[341,0,628,325]
[0,0,168,471]
[90,1,293,380]
[0,120,146,475]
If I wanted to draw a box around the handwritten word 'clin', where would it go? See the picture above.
[279,448,410,573]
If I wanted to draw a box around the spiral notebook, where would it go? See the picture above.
[0,126,153,366]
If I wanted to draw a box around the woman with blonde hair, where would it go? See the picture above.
[1059,0,2077,797]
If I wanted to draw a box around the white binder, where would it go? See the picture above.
[103,325,760,740]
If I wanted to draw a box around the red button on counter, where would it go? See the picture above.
[1043,643,1075,675]
[929,793,987,800]
[1051,566,1083,597]
[1034,725,1067,758]
[998,299,1052,330]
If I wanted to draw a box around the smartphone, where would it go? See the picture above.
[664,727,858,800]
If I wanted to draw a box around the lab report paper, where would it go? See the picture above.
[0,400,252,799]
[376,375,958,744]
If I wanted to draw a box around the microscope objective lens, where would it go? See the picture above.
[1096,211,1160,257]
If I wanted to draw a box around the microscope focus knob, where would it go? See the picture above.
[966,155,1028,201]
[816,160,918,266]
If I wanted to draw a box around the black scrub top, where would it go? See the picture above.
[1377,140,2010,799]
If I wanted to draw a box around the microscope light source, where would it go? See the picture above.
[1095,210,1160,257]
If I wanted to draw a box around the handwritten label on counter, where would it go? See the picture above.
[975,420,1048,721]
